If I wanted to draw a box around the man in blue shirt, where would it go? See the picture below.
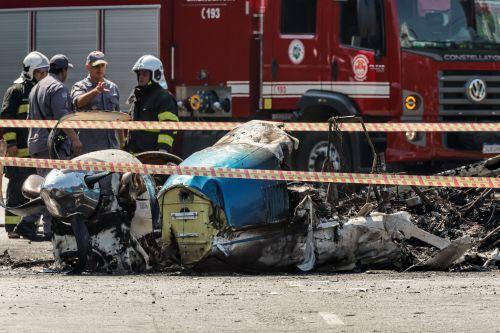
[28,54,83,239]
[71,51,123,153]
[28,54,82,161]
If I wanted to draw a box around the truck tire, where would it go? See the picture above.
[294,132,353,173]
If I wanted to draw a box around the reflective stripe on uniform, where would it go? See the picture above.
[158,134,174,147]
[16,148,30,157]
[4,215,21,225]
[3,132,16,142]
[158,111,179,122]
[144,129,160,133]
[18,104,29,114]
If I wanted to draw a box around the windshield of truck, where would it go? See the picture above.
[397,0,500,50]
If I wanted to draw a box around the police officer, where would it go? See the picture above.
[27,54,83,239]
[1,51,49,239]
[126,55,179,154]
[71,51,124,154]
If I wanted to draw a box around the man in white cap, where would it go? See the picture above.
[1,51,49,239]
[71,51,122,153]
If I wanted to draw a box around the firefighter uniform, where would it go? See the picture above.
[127,82,179,154]
[1,80,39,236]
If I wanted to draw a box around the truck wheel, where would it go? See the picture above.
[295,133,352,173]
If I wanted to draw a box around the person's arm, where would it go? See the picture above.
[1,86,20,156]
[118,130,126,149]
[112,84,125,149]
[61,128,82,156]
[157,93,179,152]
[51,86,83,155]
[72,81,109,110]
[0,138,6,157]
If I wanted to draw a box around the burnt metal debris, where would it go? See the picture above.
[0,120,498,273]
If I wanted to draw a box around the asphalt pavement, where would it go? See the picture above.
[1,176,499,333]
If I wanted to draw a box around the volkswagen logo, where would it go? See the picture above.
[466,78,487,103]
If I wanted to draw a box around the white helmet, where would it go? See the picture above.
[132,55,167,89]
[14,51,50,83]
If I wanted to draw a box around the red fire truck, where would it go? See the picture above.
[0,0,499,172]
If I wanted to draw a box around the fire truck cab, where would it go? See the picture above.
[174,0,500,172]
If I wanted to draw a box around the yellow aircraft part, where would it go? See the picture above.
[160,187,219,266]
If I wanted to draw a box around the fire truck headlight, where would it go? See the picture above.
[404,95,419,111]
[405,131,421,142]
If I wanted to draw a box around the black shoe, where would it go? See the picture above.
[7,231,20,239]
[25,234,46,242]
[13,222,39,241]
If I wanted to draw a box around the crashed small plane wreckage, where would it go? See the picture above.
[1,119,480,273]
[158,121,472,271]
[32,150,165,271]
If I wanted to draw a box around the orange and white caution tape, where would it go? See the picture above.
[0,119,499,132]
[1,157,497,188]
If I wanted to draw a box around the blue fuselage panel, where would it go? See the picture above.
[163,143,289,229]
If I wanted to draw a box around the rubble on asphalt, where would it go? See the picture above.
[291,155,499,272]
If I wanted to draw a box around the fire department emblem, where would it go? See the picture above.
[466,78,487,103]
[352,54,369,81]
[288,40,305,65]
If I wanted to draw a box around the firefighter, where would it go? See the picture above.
[126,55,179,154]
[28,54,83,239]
[1,51,49,239]
[71,51,124,153]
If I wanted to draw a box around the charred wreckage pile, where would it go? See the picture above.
[1,120,499,274]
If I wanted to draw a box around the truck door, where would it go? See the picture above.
[262,0,328,112]
[332,0,392,114]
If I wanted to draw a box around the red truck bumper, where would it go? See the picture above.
[385,132,497,163]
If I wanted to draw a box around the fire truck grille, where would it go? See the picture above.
[439,71,500,152]
[438,70,500,116]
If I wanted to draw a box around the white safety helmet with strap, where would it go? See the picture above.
[14,51,50,83]
[132,55,167,89]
